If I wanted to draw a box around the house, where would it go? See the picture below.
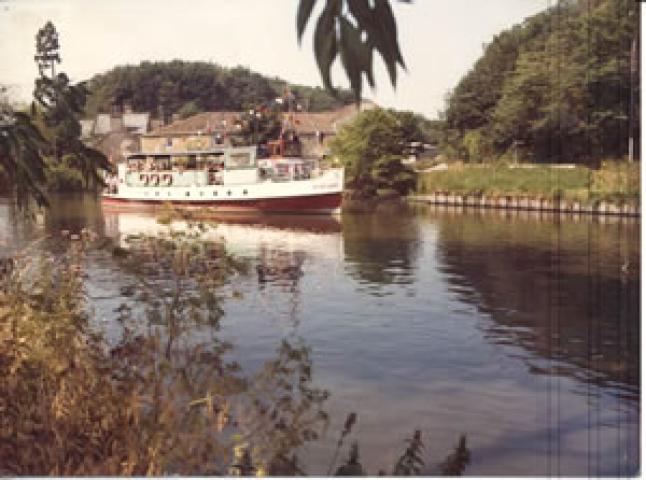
[140,111,244,153]
[140,101,376,158]
[81,105,151,163]
[287,102,376,157]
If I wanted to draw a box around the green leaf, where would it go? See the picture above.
[373,0,406,86]
[339,15,376,101]
[297,0,317,44]
[339,16,363,101]
[347,0,373,29]
[314,3,339,93]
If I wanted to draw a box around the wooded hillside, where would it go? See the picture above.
[84,60,355,119]
[442,0,639,165]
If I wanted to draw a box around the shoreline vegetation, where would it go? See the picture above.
[412,160,640,216]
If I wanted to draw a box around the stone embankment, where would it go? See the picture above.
[409,193,640,217]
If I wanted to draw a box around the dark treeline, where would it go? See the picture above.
[84,60,356,119]
[441,0,639,165]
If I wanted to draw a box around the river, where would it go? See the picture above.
[0,194,639,476]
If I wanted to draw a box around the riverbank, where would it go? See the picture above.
[417,161,639,199]
[414,161,640,216]
[409,193,640,216]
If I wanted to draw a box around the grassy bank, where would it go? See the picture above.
[416,161,640,203]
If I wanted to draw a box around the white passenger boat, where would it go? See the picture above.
[102,145,344,214]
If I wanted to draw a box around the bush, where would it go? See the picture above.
[591,160,640,201]
[46,164,85,192]
[371,155,417,195]
[330,108,424,197]
[0,222,327,475]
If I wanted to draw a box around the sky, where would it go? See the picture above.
[0,0,552,119]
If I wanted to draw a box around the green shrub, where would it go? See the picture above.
[46,164,85,192]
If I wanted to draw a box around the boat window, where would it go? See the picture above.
[205,153,223,163]
[226,152,253,169]
[173,155,189,170]
[155,156,171,170]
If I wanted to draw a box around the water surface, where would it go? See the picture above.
[0,195,639,476]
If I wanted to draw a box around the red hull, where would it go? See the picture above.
[101,192,342,214]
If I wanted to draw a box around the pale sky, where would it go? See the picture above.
[0,0,551,119]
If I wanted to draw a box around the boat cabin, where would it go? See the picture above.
[117,146,258,188]
[112,145,316,191]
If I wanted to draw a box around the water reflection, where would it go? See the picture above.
[427,204,640,394]
[342,201,421,295]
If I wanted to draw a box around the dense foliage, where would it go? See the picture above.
[0,103,49,209]
[0,21,109,205]
[0,225,322,475]
[330,108,425,197]
[442,0,639,164]
[84,61,355,118]
[33,22,109,190]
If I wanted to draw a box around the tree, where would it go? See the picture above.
[297,0,409,102]
[442,0,639,164]
[329,108,417,196]
[0,91,49,209]
[233,105,283,147]
[157,79,177,124]
[34,21,60,78]
[32,21,109,188]
[85,61,355,118]
[177,100,201,119]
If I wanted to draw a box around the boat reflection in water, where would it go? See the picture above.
[103,210,342,258]
[103,209,344,329]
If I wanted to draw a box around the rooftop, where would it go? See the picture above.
[146,102,377,137]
